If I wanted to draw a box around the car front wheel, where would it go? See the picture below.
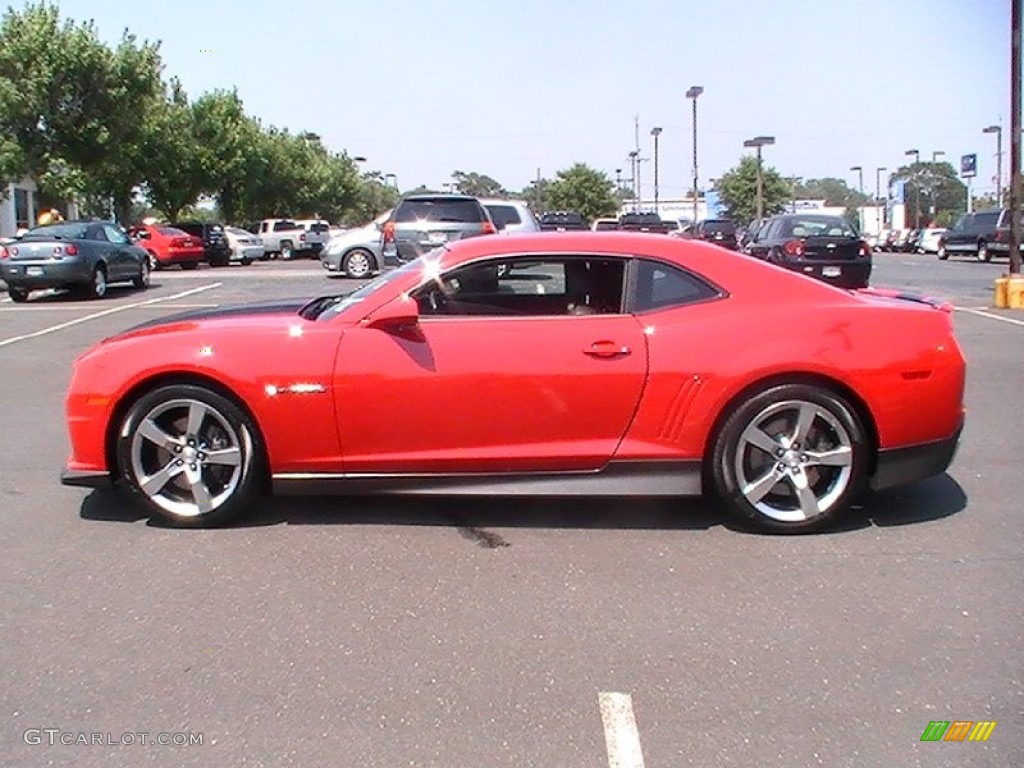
[343,248,374,279]
[976,241,990,262]
[937,244,948,260]
[133,259,150,289]
[711,384,868,533]
[116,384,265,527]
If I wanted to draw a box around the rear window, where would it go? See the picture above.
[158,226,187,236]
[307,223,329,233]
[394,199,485,224]
[782,216,857,238]
[700,220,736,235]
[273,221,298,231]
[485,204,522,229]
[593,220,619,231]
[541,212,584,226]
[175,223,203,236]
[975,212,999,227]
[24,223,90,239]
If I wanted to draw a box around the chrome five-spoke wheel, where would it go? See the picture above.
[713,384,867,533]
[118,385,264,526]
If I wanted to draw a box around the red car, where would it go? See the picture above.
[129,224,204,271]
[61,232,965,533]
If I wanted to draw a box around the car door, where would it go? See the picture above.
[333,255,648,473]
[101,224,135,278]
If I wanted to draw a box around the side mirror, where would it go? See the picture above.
[362,296,420,336]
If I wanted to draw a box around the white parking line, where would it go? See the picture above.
[0,284,221,349]
[599,692,646,768]
[956,307,1024,327]
[0,301,221,313]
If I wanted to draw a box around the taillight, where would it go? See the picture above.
[783,239,805,257]
[858,241,870,257]
[995,230,1006,243]
[0,246,8,260]
[383,222,395,243]
[482,220,496,235]
[300,233,306,242]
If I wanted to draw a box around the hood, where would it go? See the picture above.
[120,297,311,335]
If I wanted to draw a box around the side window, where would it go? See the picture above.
[85,226,107,242]
[632,259,720,312]
[102,224,128,244]
[414,257,626,317]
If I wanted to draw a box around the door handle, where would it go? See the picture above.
[584,340,630,358]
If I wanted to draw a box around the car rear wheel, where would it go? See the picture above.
[147,251,162,271]
[84,265,107,299]
[711,384,868,533]
[133,258,150,289]
[116,384,265,527]
[342,248,374,279]
[937,244,948,260]
[280,241,294,261]
[976,241,990,262]
[8,285,29,303]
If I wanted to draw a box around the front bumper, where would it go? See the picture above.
[61,467,114,489]
[871,421,963,491]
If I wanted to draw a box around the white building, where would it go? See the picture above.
[1,178,38,237]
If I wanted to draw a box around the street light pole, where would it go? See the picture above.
[905,148,921,228]
[1009,0,1021,277]
[876,166,887,229]
[650,127,662,214]
[743,136,775,220]
[627,150,639,212]
[850,165,864,230]
[984,125,1004,204]
[686,86,703,224]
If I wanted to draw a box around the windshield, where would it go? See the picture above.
[305,249,444,321]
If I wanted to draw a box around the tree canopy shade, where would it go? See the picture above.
[717,156,792,224]
[0,2,373,225]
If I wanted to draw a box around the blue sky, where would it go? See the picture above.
[50,0,1010,198]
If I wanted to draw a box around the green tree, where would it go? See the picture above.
[718,156,791,224]
[140,79,208,221]
[0,3,163,218]
[451,170,506,198]
[346,170,400,225]
[544,163,617,223]
[794,177,869,208]
[890,162,967,227]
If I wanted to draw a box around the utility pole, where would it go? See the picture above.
[1009,0,1021,276]
[687,86,703,225]
[651,127,662,213]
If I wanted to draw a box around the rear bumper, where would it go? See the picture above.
[871,422,963,491]
[1,261,92,287]
[61,467,114,489]
[783,259,871,288]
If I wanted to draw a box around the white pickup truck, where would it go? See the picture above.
[254,219,330,260]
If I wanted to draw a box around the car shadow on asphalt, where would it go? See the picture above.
[78,473,967,543]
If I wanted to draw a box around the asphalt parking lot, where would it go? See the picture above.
[1,252,1021,767]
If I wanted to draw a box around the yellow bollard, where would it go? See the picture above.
[1007,275,1024,309]
[994,276,1009,308]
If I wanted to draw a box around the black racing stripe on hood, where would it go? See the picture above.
[123,297,312,333]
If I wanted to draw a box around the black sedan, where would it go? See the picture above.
[0,220,150,302]
[743,214,871,289]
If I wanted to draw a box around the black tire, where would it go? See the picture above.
[241,257,253,266]
[180,262,199,271]
[342,248,375,279]
[133,258,151,289]
[116,384,266,527]
[280,241,294,261]
[8,285,29,303]
[84,264,108,299]
[976,241,990,262]
[710,383,868,534]
[937,244,948,261]
[147,251,162,271]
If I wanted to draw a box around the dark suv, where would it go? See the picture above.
[693,219,739,250]
[938,209,1008,262]
[617,212,670,233]
[171,221,232,267]
[382,195,496,265]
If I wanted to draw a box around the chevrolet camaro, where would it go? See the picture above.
[62,232,965,533]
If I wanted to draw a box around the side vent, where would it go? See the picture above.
[658,375,704,442]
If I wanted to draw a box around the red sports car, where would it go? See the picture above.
[129,224,204,271]
[62,232,965,533]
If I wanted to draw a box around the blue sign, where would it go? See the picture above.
[961,154,977,178]
[888,178,906,204]
[705,190,723,218]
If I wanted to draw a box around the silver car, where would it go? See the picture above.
[479,198,541,234]
[320,210,390,279]
[381,195,496,265]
